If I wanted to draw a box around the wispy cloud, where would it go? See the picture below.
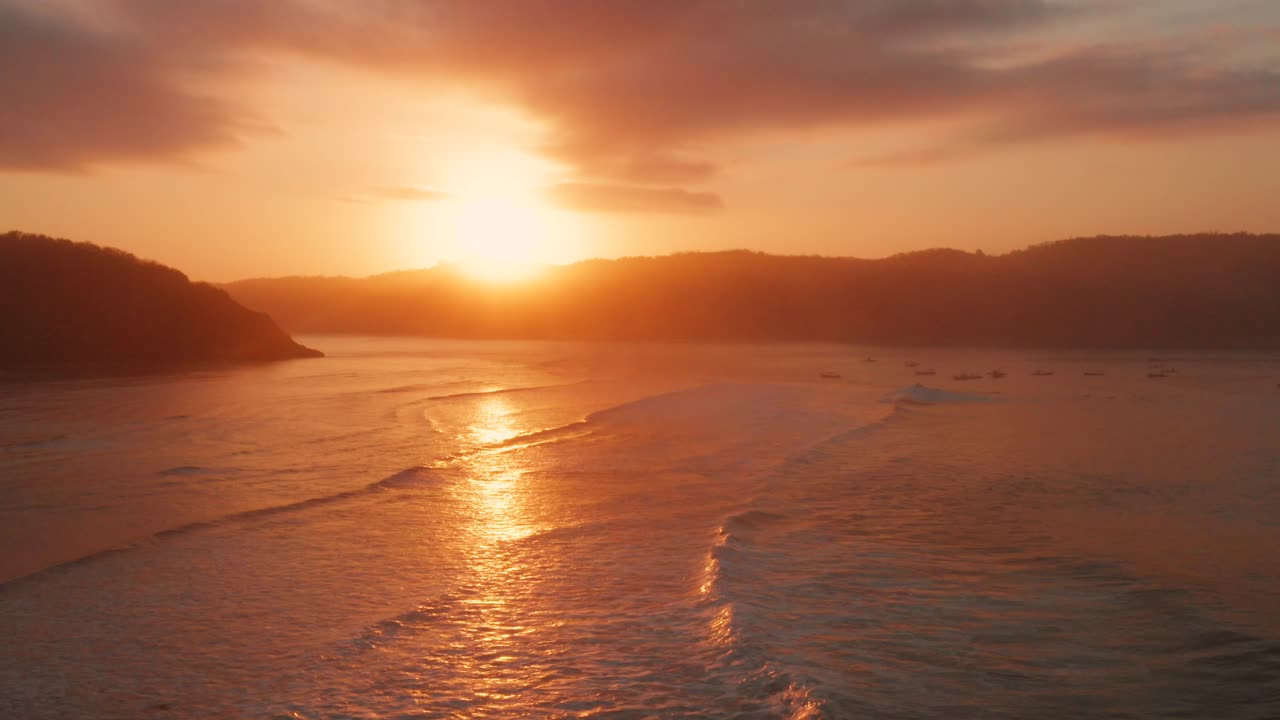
[369,186,451,202]
[547,183,723,215]
[0,3,249,171]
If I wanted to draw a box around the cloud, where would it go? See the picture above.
[370,186,451,202]
[547,182,723,215]
[0,3,250,171]
[837,0,1059,35]
[999,45,1280,139]
[861,43,1280,163]
[3,0,1279,175]
[535,146,718,185]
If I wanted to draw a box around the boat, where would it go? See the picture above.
[1147,372,1167,379]
[1083,371,1105,377]
[953,373,982,381]
[904,361,919,368]
[914,369,936,376]
[863,357,876,363]
[818,371,842,379]
[988,370,1007,379]
[1031,370,1055,376]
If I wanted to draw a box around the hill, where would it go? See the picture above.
[1,232,321,377]
[223,234,1280,350]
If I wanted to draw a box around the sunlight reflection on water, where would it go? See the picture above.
[466,394,521,446]
[438,394,550,709]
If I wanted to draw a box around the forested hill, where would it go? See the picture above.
[224,233,1280,349]
[1,232,321,377]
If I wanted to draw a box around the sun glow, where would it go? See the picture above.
[449,197,547,283]
[401,137,594,281]
[419,139,572,283]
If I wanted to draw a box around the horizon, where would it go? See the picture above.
[229,231,1276,285]
[11,228,1277,285]
[2,1,1280,281]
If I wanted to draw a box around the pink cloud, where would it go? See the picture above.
[546,182,723,214]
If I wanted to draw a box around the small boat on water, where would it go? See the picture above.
[914,369,936,376]
[989,370,1007,379]
[819,371,842,379]
[953,373,983,381]
[1083,371,1106,377]
[863,357,876,363]
[1147,372,1167,379]
[1031,370,1055,376]
[904,361,919,368]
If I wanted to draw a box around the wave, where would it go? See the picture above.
[583,385,707,423]
[376,382,444,394]
[581,382,811,427]
[486,421,594,452]
[696,523,834,719]
[689,388,944,718]
[158,465,221,477]
[716,510,806,562]
[880,384,999,406]
[1,433,71,451]
[425,381,586,402]
[480,382,861,458]
[467,384,768,454]
[376,466,445,489]
[0,465,448,591]
[724,508,788,532]
[706,387,930,554]
[1,433,107,454]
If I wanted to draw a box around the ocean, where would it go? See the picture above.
[2,337,1279,719]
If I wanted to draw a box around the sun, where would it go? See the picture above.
[408,139,590,281]
[448,197,546,283]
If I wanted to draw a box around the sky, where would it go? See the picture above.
[2,0,1280,281]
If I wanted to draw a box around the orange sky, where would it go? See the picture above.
[3,0,1280,281]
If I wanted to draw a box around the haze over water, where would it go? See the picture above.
[2,337,1279,719]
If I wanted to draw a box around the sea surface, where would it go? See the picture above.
[2,337,1279,719]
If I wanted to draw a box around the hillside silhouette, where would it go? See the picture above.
[225,234,1280,349]
[1,232,321,377]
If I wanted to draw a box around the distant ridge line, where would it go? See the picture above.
[224,234,1280,350]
